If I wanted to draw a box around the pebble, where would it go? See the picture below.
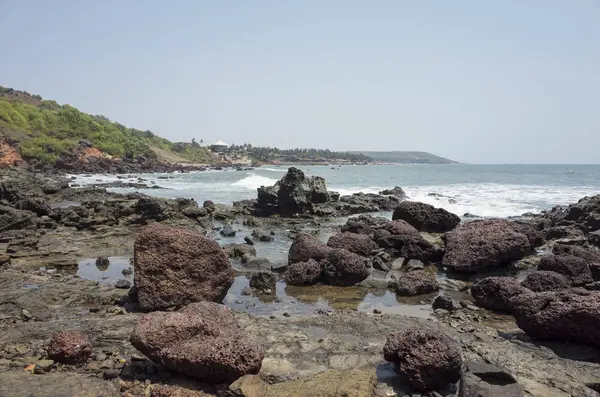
[100,359,114,369]
[33,359,54,371]
[122,268,133,275]
[103,368,121,379]
[283,312,290,317]
[21,309,32,321]
[115,279,131,289]
[373,309,382,314]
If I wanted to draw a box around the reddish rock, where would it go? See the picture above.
[284,259,323,286]
[395,270,439,296]
[327,232,377,257]
[288,233,331,265]
[376,220,443,264]
[537,254,593,286]
[47,331,93,364]
[322,248,371,286]
[512,290,600,348]
[383,328,463,391]
[134,224,234,311]
[443,219,531,272]
[521,271,570,292]
[130,302,264,383]
[471,277,531,312]
[392,201,460,233]
[341,214,389,235]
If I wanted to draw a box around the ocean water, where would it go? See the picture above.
[70,164,600,218]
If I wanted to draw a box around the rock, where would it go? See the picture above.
[203,200,215,210]
[512,290,600,348]
[433,295,457,311]
[459,362,523,397]
[379,186,407,198]
[182,206,208,218]
[47,331,93,364]
[552,243,600,263]
[115,279,131,289]
[284,259,323,286]
[251,228,274,242]
[327,232,377,257]
[122,268,133,275]
[443,219,531,272]
[372,256,389,271]
[589,230,600,248]
[15,196,51,216]
[223,243,257,260]
[322,248,371,286]
[376,220,443,264]
[383,328,463,391]
[405,258,425,271]
[249,272,277,293]
[130,302,264,383]
[135,197,168,220]
[521,271,570,292]
[220,225,236,237]
[392,201,460,232]
[341,214,389,235]
[0,372,120,397]
[288,233,331,264]
[537,255,593,286]
[471,277,530,312]
[96,256,110,268]
[557,194,600,232]
[103,368,121,379]
[244,236,255,245]
[151,384,209,397]
[395,270,439,296]
[134,224,234,311]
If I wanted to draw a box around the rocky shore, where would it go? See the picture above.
[2,167,600,396]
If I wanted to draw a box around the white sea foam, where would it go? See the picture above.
[232,173,278,190]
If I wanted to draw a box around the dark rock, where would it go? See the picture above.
[134,224,234,311]
[432,295,456,311]
[376,220,443,264]
[251,228,274,242]
[471,277,531,312]
[223,243,257,260]
[181,206,208,218]
[95,256,110,268]
[244,236,254,245]
[130,302,264,383]
[249,272,276,293]
[327,232,377,257]
[245,257,270,268]
[134,197,168,220]
[537,255,593,286]
[552,243,600,263]
[511,220,545,248]
[47,331,93,364]
[589,230,600,248]
[79,139,93,148]
[395,270,439,296]
[341,214,389,235]
[372,256,390,271]
[521,271,570,292]
[405,259,425,271]
[284,259,323,286]
[512,290,600,348]
[392,201,460,233]
[0,205,37,231]
[103,369,121,380]
[288,233,331,264]
[559,194,600,232]
[383,328,463,391]
[115,279,131,289]
[443,219,531,272]
[459,362,523,397]
[379,186,407,198]
[220,226,236,237]
[545,225,584,241]
[322,248,370,286]
[15,196,50,216]
[203,200,215,210]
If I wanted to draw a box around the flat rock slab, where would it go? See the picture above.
[0,371,120,397]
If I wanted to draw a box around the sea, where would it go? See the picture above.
[70,164,600,218]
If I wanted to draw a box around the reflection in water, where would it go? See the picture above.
[76,256,133,284]
[284,284,369,310]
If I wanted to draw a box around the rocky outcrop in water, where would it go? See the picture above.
[392,201,460,232]
[133,224,234,311]
[511,289,600,348]
[322,248,371,286]
[521,271,571,292]
[383,328,463,391]
[537,254,593,286]
[376,220,443,264]
[327,232,377,257]
[130,302,265,383]
[442,219,532,272]
[471,277,531,312]
[288,233,331,265]
[394,270,439,296]
[284,259,323,285]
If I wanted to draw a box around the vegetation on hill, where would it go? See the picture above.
[0,87,215,164]
[352,151,457,164]
[229,144,372,163]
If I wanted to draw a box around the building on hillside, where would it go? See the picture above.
[210,140,229,153]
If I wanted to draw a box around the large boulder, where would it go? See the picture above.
[442,219,531,272]
[379,186,407,198]
[288,233,331,264]
[15,196,51,216]
[47,331,93,364]
[134,224,234,311]
[552,243,600,263]
[511,290,600,348]
[521,271,571,292]
[537,255,593,286]
[392,201,460,233]
[323,248,370,286]
[471,277,530,312]
[383,328,463,391]
[395,270,439,296]
[340,214,389,235]
[327,232,377,257]
[130,302,264,383]
[0,204,36,231]
[376,220,443,264]
[459,362,523,397]
[561,194,600,232]
[284,259,323,286]
[256,167,328,216]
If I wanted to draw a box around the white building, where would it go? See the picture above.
[210,140,229,152]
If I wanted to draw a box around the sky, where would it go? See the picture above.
[1,1,599,164]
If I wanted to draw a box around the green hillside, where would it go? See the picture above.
[352,151,458,164]
[0,86,215,164]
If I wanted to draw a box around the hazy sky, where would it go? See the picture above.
[1,1,599,163]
